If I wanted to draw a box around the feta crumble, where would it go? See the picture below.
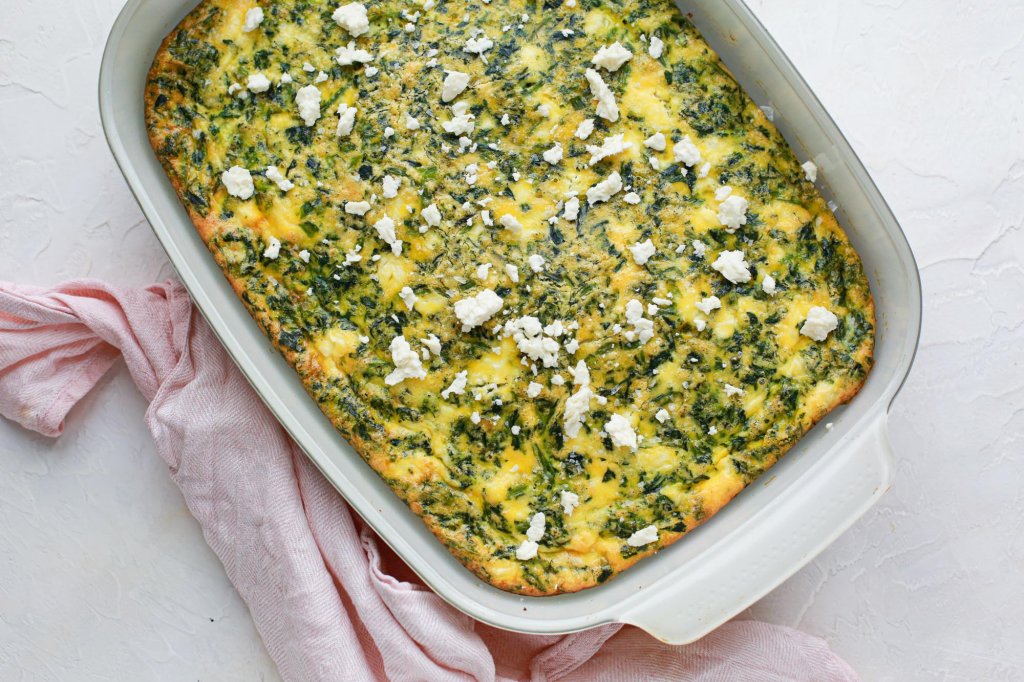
[586,171,622,205]
[265,166,294,192]
[246,73,271,93]
[405,114,420,130]
[672,135,701,166]
[527,254,546,273]
[441,70,470,102]
[384,336,427,386]
[222,166,254,199]
[505,263,520,283]
[762,275,777,295]
[712,250,752,284]
[586,133,633,166]
[648,35,664,59]
[800,306,840,342]
[263,236,281,259]
[644,132,666,151]
[336,103,357,137]
[563,196,580,221]
[560,491,580,516]
[629,239,656,266]
[345,200,371,216]
[542,142,563,165]
[605,414,638,451]
[696,296,722,315]
[584,68,619,122]
[627,525,658,547]
[464,36,494,55]
[382,175,401,198]
[625,299,655,344]
[373,216,403,255]
[526,382,543,398]
[441,370,468,399]
[295,85,322,126]
[516,540,538,560]
[563,361,594,438]
[422,203,442,227]
[453,289,504,331]
[655,409,670,424]
[591,42,633,72]
[398,286,418,311]
[442,101,476,135]
[242,7,264,32]
[575,118,595,140]
[498,214,523,233]
[803,161,818,183]
[332,3,370,37]
[335,42,373,66]
[718,194,749,231]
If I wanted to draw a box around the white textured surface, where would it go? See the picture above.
[1,1,1021,679]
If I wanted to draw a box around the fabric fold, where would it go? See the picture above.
[0,278,858,682]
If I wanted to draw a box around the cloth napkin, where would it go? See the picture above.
[0,279,859,682]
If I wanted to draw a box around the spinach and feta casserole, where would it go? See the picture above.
[145,0,874,595]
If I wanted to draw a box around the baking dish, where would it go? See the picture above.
[99,0,921,644]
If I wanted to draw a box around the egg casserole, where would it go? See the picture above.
[145,0,874,595]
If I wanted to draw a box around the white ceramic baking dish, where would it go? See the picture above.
[99,0,921,644]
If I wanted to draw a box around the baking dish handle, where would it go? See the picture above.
[619,413,895,645]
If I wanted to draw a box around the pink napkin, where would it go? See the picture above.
[0,278,859,682]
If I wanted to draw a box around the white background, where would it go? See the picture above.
[2,1,1022,679]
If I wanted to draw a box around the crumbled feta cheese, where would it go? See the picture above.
[644,132,666,151]
[336,103,357,137]
[563,196,580,221]
[498,214,522,233]
[586,133,633,166]
[624,298,655,344]
[441,70,470,102]
[315,70,329,84]
[442,101,475,135]
[382,175,400,199]
[405,114,420,130]
[398,286,418,311]
[575,118,595,140]
[527,254,545,273]
[453,289,504,331]
[648,35,664,59]
[501,113,511,125]
[421,334,442,357]
[221,166,254,199]
[332,3,370,37]
[265,165,294,192]
[516,540,538,561]
[470,411,481,424]
[373,216,403,255]
[803,160,818,182]
[715,185,734,202]
[526,512,545,542]
[692,240,707,258]
[712,250,752,284]
[295,85,322,126]
[629,239,656,266]
[385,335,427,386]
[464,163,479,185]
[345,200,371,216]
[542,142,563,165]
[627,525,658,547]
[564,361,594,438]
[364,66,379,77]
[464,35,494,55]
[560,491,580,516]
[551,375,565,386]
[298,249,310,263]
[475,263,492,280]
[724,383,745,397]
[762,275,777,295]
[586,171,622,205]
[335,41,373,66]
[708,425,718,435]
[280,73,293,84]
[302,62,315,73]
[246,73,271,93]
[696,296,722,315]
[527,382,543,398]
[591,42,633,72]
[584,68,619,122]
[605,414,638,450]
[441,370,468,399]
[536,104,551,117]
[505,264,520,283]
[242,8,264,32]
[263,236,281,259]
[694,318,707,332]
[800,306,840,342]
[718,194,749,231]
[421,203,441,227]
[655,408,670,424]
[623,192,641,205]
[698,162,711,178]
[503,316,561,368]
[673,135,701,166]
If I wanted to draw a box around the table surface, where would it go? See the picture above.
[2,1,1022,680]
